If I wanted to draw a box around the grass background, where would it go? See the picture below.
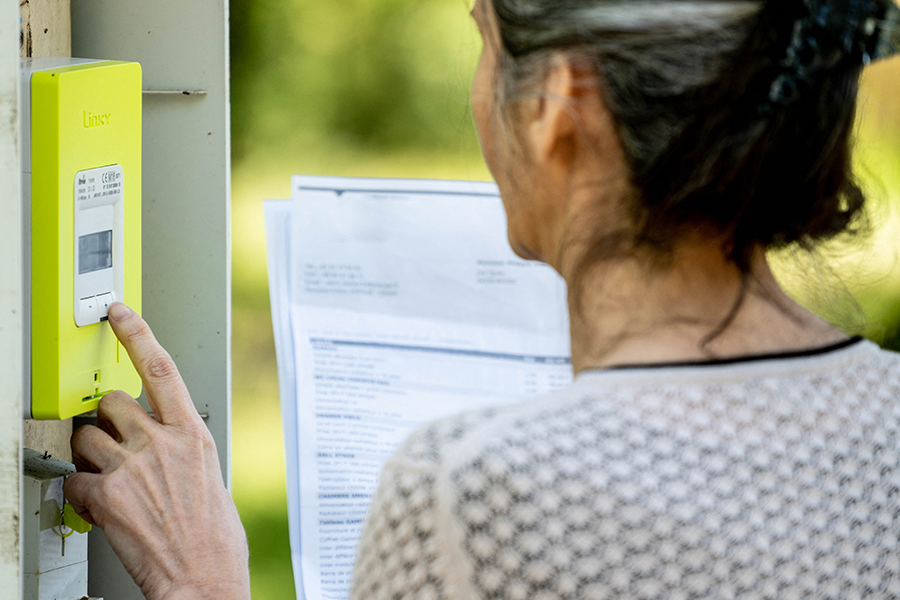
[228,2,900,596]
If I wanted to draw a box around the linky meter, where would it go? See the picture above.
[22,58,143,420]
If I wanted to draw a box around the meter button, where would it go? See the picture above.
[97,293,114,319]
[79,297,101,324]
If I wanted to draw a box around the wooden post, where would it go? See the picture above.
[20,0,71,58]
[20,0,74,462]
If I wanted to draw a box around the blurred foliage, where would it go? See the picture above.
[231,0,482,160]
[228,1,900,597]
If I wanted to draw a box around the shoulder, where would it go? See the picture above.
[802,340,900,405]
[847,341,900,379]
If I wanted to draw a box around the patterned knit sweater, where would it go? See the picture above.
[350,339,900,600]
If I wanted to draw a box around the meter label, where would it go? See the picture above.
[76,164,124,206]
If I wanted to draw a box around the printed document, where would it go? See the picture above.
[266,176,573,600]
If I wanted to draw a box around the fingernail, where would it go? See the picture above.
[107,302,133,321]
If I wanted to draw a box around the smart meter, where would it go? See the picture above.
[21,58,142,420]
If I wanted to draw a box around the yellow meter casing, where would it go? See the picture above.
[22,58,143,420]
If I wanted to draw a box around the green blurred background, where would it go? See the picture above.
[228,2,900,598]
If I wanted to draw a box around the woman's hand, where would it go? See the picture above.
[65,303,250,600]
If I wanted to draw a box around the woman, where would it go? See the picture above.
[66,0,900,598]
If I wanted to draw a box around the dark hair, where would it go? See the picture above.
[487,0,866,272]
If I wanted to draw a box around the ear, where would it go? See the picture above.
[522,54,599,168]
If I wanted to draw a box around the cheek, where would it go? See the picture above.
[471,44,540,261]
[472,55,495,171]
[472,50,511,208]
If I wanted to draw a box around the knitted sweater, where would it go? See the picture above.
[350,338,900,600]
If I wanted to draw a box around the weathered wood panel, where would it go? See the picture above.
[21,421,73,463]
[20,0,73,464]
[20,0,71,58]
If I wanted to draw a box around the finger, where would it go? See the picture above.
[64,472,101,527]
[96,390,157,444]
[95,405,123,443]
[71,424,127,473]
[106,302,196,425]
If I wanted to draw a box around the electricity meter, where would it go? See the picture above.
[21,58,143,420]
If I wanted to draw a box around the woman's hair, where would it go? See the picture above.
[485,0,868,271]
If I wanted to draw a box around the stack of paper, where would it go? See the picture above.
[265,176,573,600]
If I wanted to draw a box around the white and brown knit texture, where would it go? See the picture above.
[350,341,900,600]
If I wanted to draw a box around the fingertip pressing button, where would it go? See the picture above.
[97,293,114,319]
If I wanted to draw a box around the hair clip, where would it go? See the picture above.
[767,0,900,107]
[868,0,900,63]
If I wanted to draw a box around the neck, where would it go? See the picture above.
[562,239,847,374]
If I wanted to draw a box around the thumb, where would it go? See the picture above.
[64,472,102,527]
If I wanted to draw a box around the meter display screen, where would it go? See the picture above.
[78,230,113,274]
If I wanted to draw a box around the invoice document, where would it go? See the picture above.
[266,176,573,600]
